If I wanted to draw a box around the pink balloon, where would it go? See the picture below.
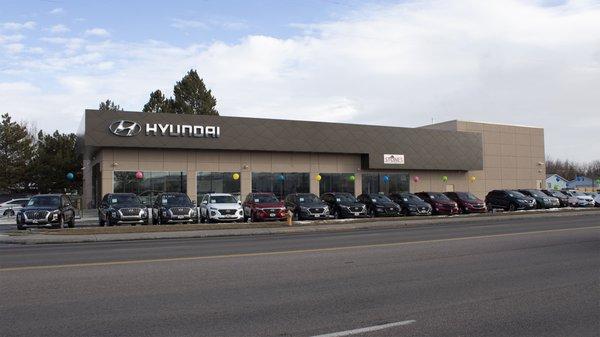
[413,176,420,182]
[135,171,144,180]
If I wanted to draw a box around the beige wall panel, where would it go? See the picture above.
[500,144,516,156]
[114,149,139,162]
[499,125,517,134]
[501,168,517,180]
[499,132,515,145]
[138,149,164,161]
[515,145,532,158]
[485,167,502,180]
[483,124,502,132]
[500,156,517,168]
[101,161,116,172]
[484,143,501,156]
[515,133,531,145]
[219,151,242,164]
[196,162,220,172]
[186,170,197,202]
[501,180,517,189]
[530,128,544,136]
[531,134,544,147]
[137,162,164,171]
[354,174,362,195]
[531,146,545,158]
[310,172,320,195]
[250,152,272,171]
[517,180,534,189]
[197,151,219,163]
[514,126,531,135]
[218,163,241,172]
[484,156,501,168]
[516,169,532,180]
[163,161,188,171]
[291,153,311,171]
[463,122,483,132]
[483,131,501,144]
[485,180,503,192]
[516,157,532,169]
[271,152,293,168]
[241,171,252,199]
[317,154,338,172]
[163,150,188,163]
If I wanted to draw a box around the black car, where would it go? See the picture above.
[284,193,331,220]
[541,189,569,207]
[98,193,148,226]
[320,192,368,219]
[518,189,560,209]
[388,192,432,216]
[152,192,197,225]
[485,190,536,211]
[356,193,401,217]
[16,194,76,230]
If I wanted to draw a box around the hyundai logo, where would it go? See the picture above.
[109,120,142,137]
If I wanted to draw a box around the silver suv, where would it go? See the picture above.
[199,193,244,223]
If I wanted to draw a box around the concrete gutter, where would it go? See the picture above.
[1,208,598,245]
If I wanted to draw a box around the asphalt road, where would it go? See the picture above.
[1,215,598,337]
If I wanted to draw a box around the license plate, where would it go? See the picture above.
[32,220,38,224]
[177,215,184,219]
[270,213,275,217]
[354,212,360,216]
[315,214,321,217]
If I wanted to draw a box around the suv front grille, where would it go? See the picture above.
[220,209,237,215]
[170,207,191,216]
[25,210,48,220]
[349,206,363,212]
[309,208,324,214]
[120,208,141,216]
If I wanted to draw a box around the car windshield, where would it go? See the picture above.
[161,194,191,206]
[335,194,357,203]
[523,190,546,198]
[571,191,586,197]
[547,190,564,197]
[110,195,142,205]
[27,196,60,207]
[210,195,238,204]
[456,192,479,201]
[507,191,527,198]
[398,194,424,203]
[369,194,392,203]
[297,194,320,203]
[429,193,451,202]
[252,194,279,203]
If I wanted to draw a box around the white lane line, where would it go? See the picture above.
[311,320,416,337]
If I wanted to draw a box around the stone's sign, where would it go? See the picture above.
[109,120,220,138]
[383,154,405,165]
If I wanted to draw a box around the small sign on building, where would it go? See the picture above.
[384,154,405,165]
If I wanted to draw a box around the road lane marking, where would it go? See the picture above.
[1,225,598,272]
[311,320,416,337]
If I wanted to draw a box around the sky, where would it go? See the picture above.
[1,0,599,162]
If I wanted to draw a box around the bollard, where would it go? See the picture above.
[287,210,294,226]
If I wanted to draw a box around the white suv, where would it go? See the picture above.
[199,193,244,223]
[0,198,29,217]
[562,190,595,207]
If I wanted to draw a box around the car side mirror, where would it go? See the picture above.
[238,200,242,205]
[202,200,208,205]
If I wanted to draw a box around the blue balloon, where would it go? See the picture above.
[277,174,285,181]
[383,175,390,182]
[66,172,75,181]
[555,177,560,182]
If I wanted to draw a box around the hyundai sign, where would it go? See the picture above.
[109,120,220,138]
[383,154,405,165]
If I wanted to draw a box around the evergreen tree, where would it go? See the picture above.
[173,69,219,115]
[142,90,167,113]
[99,99,123,111]
[0,113,35,192]
[31,130,81,193]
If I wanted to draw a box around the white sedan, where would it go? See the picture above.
[0,198,30,217]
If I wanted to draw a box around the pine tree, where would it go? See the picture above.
[173,69,219,115]
[142,90,167,113]
[99,99,123,111]
[31,130,81,193]
[0,113,35,192]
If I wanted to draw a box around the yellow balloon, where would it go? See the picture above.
[232,173,240,180]
[470,176,476,182]
[316,174,322,181]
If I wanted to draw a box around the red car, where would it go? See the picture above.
[444,192,487,213]
[242,192,287,222]
[415,192,459,215]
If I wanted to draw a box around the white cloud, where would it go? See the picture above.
[2,21,36,30]
[170,19,207,29]
[1,0,600,162]
[0,34,24,43]
[5,43,24,53]
[49,8,65,15]
[49,24,70,34]
[84,28,109,37]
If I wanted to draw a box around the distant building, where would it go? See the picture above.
[546,174,568,190]
[566,176,597,191]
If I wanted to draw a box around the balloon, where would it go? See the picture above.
[316,174,322,181]
[348,175,356,182]
[469,176,476,182]
[413,176,420,183]
[383,175,390,182]
[135,171,143,180]
[232,173,240,180]
[277,174,285,181]
[555,176,560,182]
[442,175,448,182]
[66,172,75,181]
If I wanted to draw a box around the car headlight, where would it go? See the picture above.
[190,209,197,216]
[111,211,117,217]
[323,206,329,212]
[300,206,309,211]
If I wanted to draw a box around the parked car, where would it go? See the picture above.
[199,193,244,223]
[584,192,598,207]
[284,193,331,220]
[0,198,29,217]
[443,192,487,213]
[518,189,560,209]
[152,192,197,225]
[98,193,148,226]
[388,192,432,216]
[415,192,459,215]
[243,192,287,222]
[561,190,595,207]
[541,189,570,207]
[485,190,536,211]
[16,194,76,230]
[594,193,600,207]
[321,192,368,219]
[357,193,402,217]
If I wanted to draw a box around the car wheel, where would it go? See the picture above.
[332,209,340,219]
[68,216,75,228]
[99,212,105,226]
[57,216,65,229]
[4,209,15,217]
[368,208,375,218]
[508,203,517,212]
[107,216,115,226]
[486,203,492,212]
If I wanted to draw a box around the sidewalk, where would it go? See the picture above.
[2,208,598,245]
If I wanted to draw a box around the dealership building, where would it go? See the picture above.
[78,110,546,208]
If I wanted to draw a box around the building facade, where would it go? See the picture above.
[78,110,545,208]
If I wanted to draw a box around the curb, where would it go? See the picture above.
[1,208,599,245]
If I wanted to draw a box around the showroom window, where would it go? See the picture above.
[197,172,241,202]
[361,173,409,194]
[319,173,355,195]
[252,172,310,200]
[113,171,187,205]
